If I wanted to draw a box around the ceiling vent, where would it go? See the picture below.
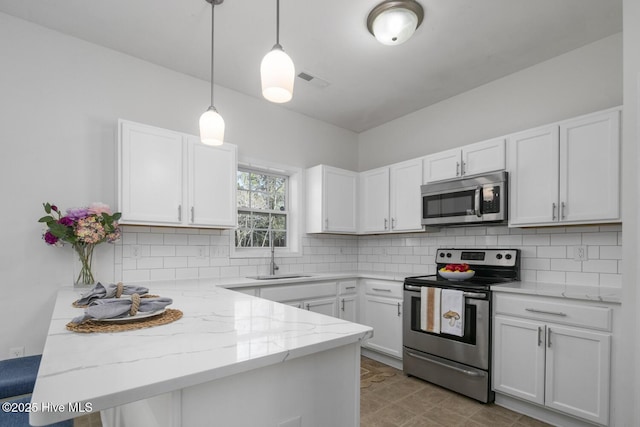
[297,71,330,89]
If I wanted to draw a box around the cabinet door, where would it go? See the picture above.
[559,110,620,223]
[324,167,358,233]
[389,159,423,232]
[119,121,184,225]
[359,168,390,233]
[305,297,338,318]
[188,137,237,227]
[493,316,545,405]
[462,137,505,177]
[362,295,403,358]
[507,126,560,226]
[544,325,611,425]
[338,295,357,322]
[423,148,461,183]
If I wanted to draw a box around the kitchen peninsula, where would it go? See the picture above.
[29,280,373,427]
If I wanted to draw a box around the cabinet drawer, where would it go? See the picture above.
[365,280,403,299]
[260,281,337,302]
[494,293,612,331]
[338,280,358,295]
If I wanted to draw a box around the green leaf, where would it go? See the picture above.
[112,212,122,221]
[38,215,54,223]
[49,222,70,238]
[43,202,51,214]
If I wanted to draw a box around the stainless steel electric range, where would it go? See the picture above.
[403,248,520,403]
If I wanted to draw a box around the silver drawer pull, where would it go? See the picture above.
[405,351,484,378]
[345,286,356,290]
[525,308,567,317]
[372,288,392,292]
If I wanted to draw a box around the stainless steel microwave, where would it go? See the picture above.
[421,171,508,226]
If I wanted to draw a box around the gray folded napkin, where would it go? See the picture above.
[74,282,149,306]
[70,296,173,325]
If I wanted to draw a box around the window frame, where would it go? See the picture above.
[230,158,302,259]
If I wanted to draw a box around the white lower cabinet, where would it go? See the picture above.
[360,280,403,359]
[493,293,612,425]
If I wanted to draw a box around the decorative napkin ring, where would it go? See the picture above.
[129,294,141,316]
[115,282,125,298]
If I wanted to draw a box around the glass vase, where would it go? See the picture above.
[73,243,96,286]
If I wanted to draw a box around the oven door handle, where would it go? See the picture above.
[404,285,487,299]
[405,351,485,378]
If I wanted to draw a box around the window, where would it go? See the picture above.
[236,168,288,248]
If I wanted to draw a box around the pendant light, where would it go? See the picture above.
[260,0,295,103]
[200,0,225,146]
[367,0,424,46]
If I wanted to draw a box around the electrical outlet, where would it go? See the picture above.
[574,245,587,261]
[9,347,24,358]
[131,245,142,259]
[197,246,207,259]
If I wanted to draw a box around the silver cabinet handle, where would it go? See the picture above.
[178,205,182,221]
[341,298,345,312]
[462,161,466,176]
[561,202,566,220]
[456,162,460,176]
[384,218,388,230]
[372,288,392,292]
[552,203,556,220]
[325,218,329,229]
[547,328,552,348]
[525,308,567,317]
[306,303,310,311]
[391,218,396,229]
[191,206,195,223]
[397,302,401,316]
[538,326,543,347]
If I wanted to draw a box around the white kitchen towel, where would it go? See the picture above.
[420,287,441,333]
[440,289,464,337]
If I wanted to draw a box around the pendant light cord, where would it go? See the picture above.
[276,0,281,47]
[210,1,215,107]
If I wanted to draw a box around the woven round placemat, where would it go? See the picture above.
[72,294,161,308]
[66,308,183,333]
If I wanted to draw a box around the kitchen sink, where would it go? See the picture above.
[248,274,311,280]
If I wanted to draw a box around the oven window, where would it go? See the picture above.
[423,189,475,219]
[409,295,477,345]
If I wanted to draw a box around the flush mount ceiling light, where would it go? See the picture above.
[200,0,225,146]
[367,0,424,46]
[260,0,295,103]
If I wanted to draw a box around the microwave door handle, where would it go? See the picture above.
[474,186,482,217]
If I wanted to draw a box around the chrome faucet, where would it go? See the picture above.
[269,229,279,276]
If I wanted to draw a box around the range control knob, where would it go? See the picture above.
[496,254,503,260]
[505,254,512,260]
[439,253,445,258]
[446,253,452,258]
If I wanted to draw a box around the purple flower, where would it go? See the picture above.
[58,216,74,226]
[51,205,59,212]
[44,231,59,245]
[66,207,89,220]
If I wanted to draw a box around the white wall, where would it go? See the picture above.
[357,33,623,171]
[621,0,640,424]
[0,12,358,359]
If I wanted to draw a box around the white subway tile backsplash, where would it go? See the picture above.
[117,224,622,288]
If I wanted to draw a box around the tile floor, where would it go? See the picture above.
[73,357,552,427]
[360,357,552,427]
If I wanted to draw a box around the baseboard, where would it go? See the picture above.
[361,348,402,370]
[495,393,602,427]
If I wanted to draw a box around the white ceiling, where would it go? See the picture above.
[0,0,622,133]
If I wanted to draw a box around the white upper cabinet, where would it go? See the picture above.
[187,136,237,228]
[359,158,422,234]
[423,137,505,183]
[118,120,237,228]
[306,165,358,233]
[508,109,620,227]
[359,167,390,233]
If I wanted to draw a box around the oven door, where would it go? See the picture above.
[403,285,490,370]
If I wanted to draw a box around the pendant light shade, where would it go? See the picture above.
[261,0,295,103]
[200,0,225,146]
[367,0,424,46]
[261,45,295,103]
[199,106,225,146]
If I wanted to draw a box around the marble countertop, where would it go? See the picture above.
[30,282,373,426]
[491,280,622,304]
